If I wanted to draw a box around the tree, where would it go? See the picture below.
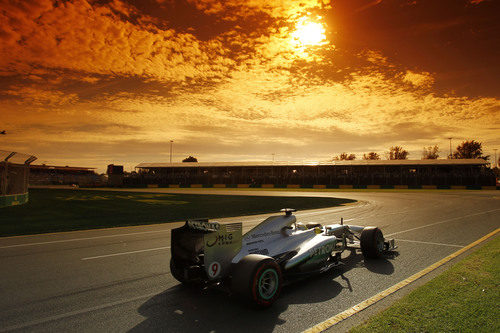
[363,152,380,160]
[422,145,439,159]
[182,156,198,162]
[334,153,356,160]
[492,166,500,178]
[387,146,409,160]
[452,140,489,160]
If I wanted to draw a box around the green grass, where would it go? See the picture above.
[351,236,500,333]
[0,189,355,236]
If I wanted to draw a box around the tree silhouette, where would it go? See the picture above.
[452,140,489,160]
[387,146,409,160]
[334,153,356,160]
[422,145,439,159]
[363,152,380,160]
[182,156,198,162]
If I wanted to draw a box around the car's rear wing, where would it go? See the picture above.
[172,219,242,280]
[203,222,242,280]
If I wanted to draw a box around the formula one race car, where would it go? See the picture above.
[170,209,396,307]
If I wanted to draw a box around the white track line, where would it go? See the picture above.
[0,205,360,249]
[81,246,170,260]
[395,239,463,248]
[0,230,170,249]
[2,205,494,250]
[385,208,500,237]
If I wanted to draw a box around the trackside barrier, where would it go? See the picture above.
[422,185,437,189]
[213,184,226,188]
[1,150,36,208]
[451,185,466,190]
[367,185,380,189]
[262,184,274,188]
[339,185,353,189]
[147,184,158,188]
[168,184,180,188]
[237,184,250,188]
[287,184,300,188]
[190,184,203,188]
[394,185,408,189]
[313,185,326,189]
[0,193,29,207]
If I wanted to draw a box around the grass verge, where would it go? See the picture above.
[350,235,500,332]
[0,189,355,236]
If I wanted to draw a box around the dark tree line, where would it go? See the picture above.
[332,140,490,162]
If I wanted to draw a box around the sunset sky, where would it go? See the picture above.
[1,0,499,171]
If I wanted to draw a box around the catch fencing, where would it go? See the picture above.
[0,150,37,207]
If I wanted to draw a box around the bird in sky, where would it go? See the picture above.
[0,130,6,135]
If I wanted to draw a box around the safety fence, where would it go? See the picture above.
[0,150,36,207]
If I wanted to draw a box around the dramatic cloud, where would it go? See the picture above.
[0,0,498,170]
[402,70,434,88]
[0,0,233,82]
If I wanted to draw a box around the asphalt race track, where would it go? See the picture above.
[1,189,499,332]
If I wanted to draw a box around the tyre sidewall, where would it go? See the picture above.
[170,258,186,283]
[231,255,282,307]
[250,260,282,307]
[360,227,384,259]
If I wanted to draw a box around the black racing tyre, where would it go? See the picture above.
[360,227,384,259]
[170,258,186,284]
[231,254,282,308]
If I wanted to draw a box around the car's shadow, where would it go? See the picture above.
[129,251,396,333]
[344,248,398,275]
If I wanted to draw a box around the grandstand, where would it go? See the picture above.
[133,159,495,188]
[29,164,102,186]
[0,150,37,207]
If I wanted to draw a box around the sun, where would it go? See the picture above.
[292,17,327,46]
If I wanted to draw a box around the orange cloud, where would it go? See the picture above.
[187,0,330,19]
[402,70,434,88]
[4,85,79,106]
[0,0,234,82]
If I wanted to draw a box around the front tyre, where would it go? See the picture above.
[231,254,282,307]
[360,227,384,259]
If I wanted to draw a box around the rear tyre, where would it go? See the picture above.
[360,227,384,259]
[170,258,186,284]
[231,254,282,307]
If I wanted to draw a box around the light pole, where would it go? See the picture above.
[494,148,498,168]
[169,140,173,163]
[447,137,452,159]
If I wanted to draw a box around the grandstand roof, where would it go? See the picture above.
[30,165,96,172]
[136,159,489,169]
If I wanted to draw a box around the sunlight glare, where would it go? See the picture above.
[292,17,327,46]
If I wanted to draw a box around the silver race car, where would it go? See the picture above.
[170,208,396,307]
